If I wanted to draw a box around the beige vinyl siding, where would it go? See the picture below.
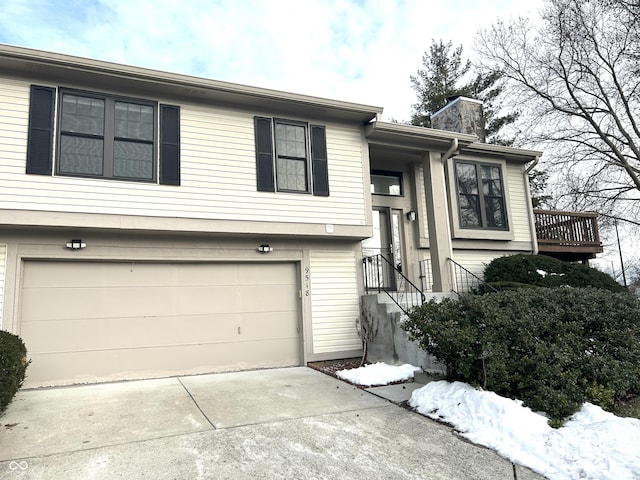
[0,78,366,226]
[505,163,534,244]
[0,244,5,329]
[310,249,361,354]
[451,250,514,279]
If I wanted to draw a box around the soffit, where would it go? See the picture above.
[367,121,542,164]
[461,143,542,164]
[366,121,477,153]
[0,44,383,124]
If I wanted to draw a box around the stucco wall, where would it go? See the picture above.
[361,294,449,374]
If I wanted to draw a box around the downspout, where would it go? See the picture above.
[524,156,541,254]
[525,155,539,174]
[441,138,459,163]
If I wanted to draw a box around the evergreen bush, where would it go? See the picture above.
[483,254,627,293]
[403,288,640,425]
[0,331,29,414]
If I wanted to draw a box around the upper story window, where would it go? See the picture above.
[275,120,309,192]
[371,170,403,196]
[455,160,507,229]
[26,85,181,185]
[254,116,329,196]
[59,92,156,181]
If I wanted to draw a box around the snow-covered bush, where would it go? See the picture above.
[403,288,640,425]
[0,331,29,414]
[482,254,627,293]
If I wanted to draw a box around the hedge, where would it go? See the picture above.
[483,254,627,293]
[0,331,29,414]
[402,288,640,426]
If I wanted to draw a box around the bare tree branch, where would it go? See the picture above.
[475,0,640,219]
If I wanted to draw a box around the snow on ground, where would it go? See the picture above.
[338,363,640,480]
[335,362,421,386]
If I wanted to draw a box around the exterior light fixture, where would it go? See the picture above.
[257,244,273,254]
[406,211,417,222]
[66,239,86,250]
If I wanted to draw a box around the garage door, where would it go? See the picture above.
[20,261,300,387]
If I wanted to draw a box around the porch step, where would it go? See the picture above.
[374,292,456,311]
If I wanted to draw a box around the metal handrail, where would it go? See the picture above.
[418,259,433,293]
[363,254,426,315]
[447,258,498,294]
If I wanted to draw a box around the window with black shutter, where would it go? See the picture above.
[254,116,329,196]
[26,86,180,185]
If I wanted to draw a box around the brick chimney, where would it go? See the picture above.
[431,96,485,142]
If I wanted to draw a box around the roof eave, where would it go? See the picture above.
[462,142,543,163]
[366,121,477,152]
[0,44,383,124]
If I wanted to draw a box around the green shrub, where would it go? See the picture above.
[0,331,29,414]
[483,254,627,293]
[477,281,539,294]
[403,288,640,425]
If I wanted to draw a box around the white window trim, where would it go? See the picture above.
[446,156,515,241]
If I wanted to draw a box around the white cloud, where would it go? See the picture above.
[0,0,544,121]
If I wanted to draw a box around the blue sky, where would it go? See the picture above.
[0,0,543,121]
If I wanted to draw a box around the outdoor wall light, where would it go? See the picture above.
[66,239,86,250]
[257,244,273,254]
[406,211,417,222]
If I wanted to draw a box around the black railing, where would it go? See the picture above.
[419,259,433,293]
[448,258,498,294]
[363,254,426,315]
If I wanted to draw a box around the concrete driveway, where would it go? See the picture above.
[0,367,544,479]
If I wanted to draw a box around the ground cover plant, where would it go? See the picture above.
[402,288,640,426]
[0,331,29,414]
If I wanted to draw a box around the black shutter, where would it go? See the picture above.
[311,124,329,196]
[254,116,275,192]
[26,85,55,175]
[160,104,180,185]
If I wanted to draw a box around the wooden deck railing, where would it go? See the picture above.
[533,209,603,258]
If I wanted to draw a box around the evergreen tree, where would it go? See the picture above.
[410,39,517,145]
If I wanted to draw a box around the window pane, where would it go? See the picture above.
[456,163,478,194]
[59,135,103,175]
[277,157,307,191]
[485,197,506,228]
[460,194,481,227]
[371,173,402,195]
[276,123,306,158]
[115,102,154,141]
[61,95,104,136]
[482,165,502,196]
[114,140,153,179]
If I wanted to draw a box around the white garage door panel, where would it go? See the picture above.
[20,261,300,387]
[21,310,299,354]
[22,284,296,320]
[33,337,298,385]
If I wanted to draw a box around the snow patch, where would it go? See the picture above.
[336,362,420,386]
[409,381,640,480]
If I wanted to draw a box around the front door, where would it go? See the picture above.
[362,207,405,290]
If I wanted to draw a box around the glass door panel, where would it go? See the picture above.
[362,208,405,291]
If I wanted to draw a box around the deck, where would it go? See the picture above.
[534,209,603,263]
